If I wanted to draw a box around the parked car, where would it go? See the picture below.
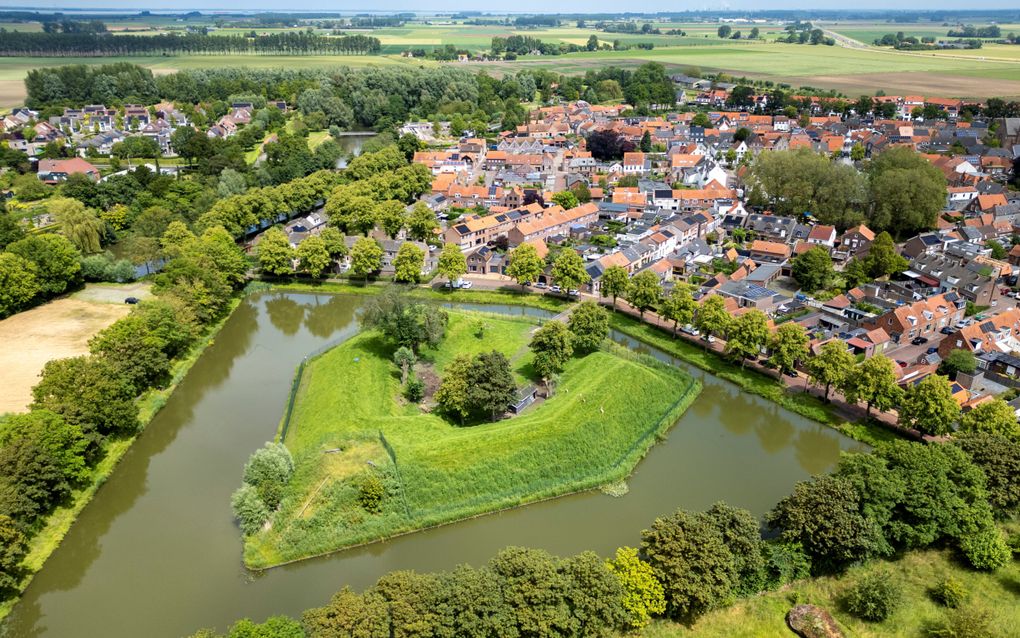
[702,334,716,344]
[680,324,700,336]
[910,336,929,345]
[124,297,140,304]
[550,285,562,293]
[896,360,908,368]
[534,282,547,289]
[940,326,954,335]
[459,281,473,289]
[567,289,579,297]
[926,346,939,355]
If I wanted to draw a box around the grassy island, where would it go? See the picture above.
[242,309,700,568]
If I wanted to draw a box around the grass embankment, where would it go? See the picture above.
[244,310,700,568]
[639,547,1020,637]
[606,312,897,447]
[0,296,241,622]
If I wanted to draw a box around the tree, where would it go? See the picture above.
[467,351,516,421]
[550,191,579,210]
[600,265,630,309]
[725,310,769,367]
[0,515,27,595]
[867,147,947,237]
[551,248,590,292]
[392,242,425,284]
[567,301,609,353]
[437,243,466,285]
[639,130,652,153]
[393,346,416,385]
[953,432,1020,517]
[766,475,884,573]
[641,508,736,622]
[160,221,196,259]
[319,227,348,263]
[586,34,599,51]
[242,442,294,510]
[362,289,448,353]
[940,348,978,378]
[746,148,867,228]
[605,546,665,630]
[530,320,574,384]
[349,237,382,282]
[626,270,661,318]
[231,484,268,536]
[375,200,407,239]
[898,374,960,435]
[0,253,40,317]
[326,193,376,235]
[0,211,26,251]
[791,246,834,292]
[806,340,855,402]
[32,355,139,446]
[257,227,295,277]
[52,198,103,255]
[718,25,732,38]
[6,233,81,296]
[865,231,909,278]
[660,283,697,336]
[297,235,331,278]
[435,354,473,423]
[695,294,730,339]
[88,314,170,391]
[2,409,88,476]
[488,547,575,637]
[959,399,1019,439]
[506,243,543,289]
[843,355,902,416]
[769,323,809,374]
[407,202,438,242]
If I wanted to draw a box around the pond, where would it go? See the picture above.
[2,292,864,638]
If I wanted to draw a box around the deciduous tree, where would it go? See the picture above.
[530,320,574,384]
[695,294,730,339]
[349,236,382,281]
[898,374,960,435]
[392,242,424,284]
[506,243,543,289]
[725,309,769,367]
[806,340,855,402]
[257,227,295,277]
[768,323,809,374]
[626,270,661,318]
[959,398,1019,439]
[567,301,609,353]
[551,248,590,292]
[437,243,466,284]
[660,283,696,336]
[843,355,902,416]
[600,265,630,309]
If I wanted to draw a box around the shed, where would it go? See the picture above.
[509,384,538,414]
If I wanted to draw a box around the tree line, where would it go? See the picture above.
[0,31,381,57]
[0,220,249,600]
[193,425,1018,637]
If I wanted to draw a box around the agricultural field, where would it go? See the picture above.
[822,20,1020,45]
[243,309,700,568]
[641,547,1020,638]
[0,282,150,414]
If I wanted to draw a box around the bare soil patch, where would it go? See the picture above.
[0,79,26,109]
[0,284,149,413]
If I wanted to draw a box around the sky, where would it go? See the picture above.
[3,2,1018,12]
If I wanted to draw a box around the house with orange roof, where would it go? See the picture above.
[622,152,649,175]
[863,293,965,343]
[749,240,792,264]
[841,225,875,256]
[938,307,1020,358]
[507,203,599,245]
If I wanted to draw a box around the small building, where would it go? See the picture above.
[509,384,538,414]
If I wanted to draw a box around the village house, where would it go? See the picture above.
[37,157,100,184]
[939,307,1020,359]
[863,293,965,343]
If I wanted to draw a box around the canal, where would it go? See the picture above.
[2,292,864,638]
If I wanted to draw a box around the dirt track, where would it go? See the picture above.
[0,284,150,414]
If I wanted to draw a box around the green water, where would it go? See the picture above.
[2,292,864,638]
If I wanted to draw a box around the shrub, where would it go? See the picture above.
[926,604,995,638]
[242,442,294,509]
[231,484,268,535]
[605,546,666,630]
[958,528,1011,571]
[930,576,968,608]
[357,474,386,513]
[843,571,901,622]
[403,375,425,403]
[763,541,811,590]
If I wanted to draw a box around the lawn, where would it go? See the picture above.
[638,546,1020,637]
[243,309,701,568]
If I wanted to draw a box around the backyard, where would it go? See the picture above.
[243,309,701,568]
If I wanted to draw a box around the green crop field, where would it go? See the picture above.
[242,309,700,568]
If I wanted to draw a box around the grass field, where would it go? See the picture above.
[243,309,700,568]
[639,546,1020,637]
